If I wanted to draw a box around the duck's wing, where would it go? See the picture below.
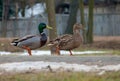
[51,34,72,41]
[11,35,41,47]
[59,34,72,41]
[59,35,73,46]
[48,34,72,46]
[15,35,39,42]
[12,34,42,49]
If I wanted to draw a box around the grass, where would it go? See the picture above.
[0,71,120,81]
[110,50,120,55]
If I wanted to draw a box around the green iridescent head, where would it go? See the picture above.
[38,23,52,33]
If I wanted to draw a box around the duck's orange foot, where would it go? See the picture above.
[22,46,32,56]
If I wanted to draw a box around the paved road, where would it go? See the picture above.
[0,55,120,65]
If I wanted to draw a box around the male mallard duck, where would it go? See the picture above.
[11,23,52,56]
[48,23,83,55]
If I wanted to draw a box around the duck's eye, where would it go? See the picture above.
[42,24,46,28]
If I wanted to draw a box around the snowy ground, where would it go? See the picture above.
[0,61,120,75]
[0,50,120,75]
[0,50,107,56]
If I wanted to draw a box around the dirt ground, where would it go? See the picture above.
[84,36,120,50]
[0,36,120,52]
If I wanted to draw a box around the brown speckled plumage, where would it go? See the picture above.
[48,23,83,55]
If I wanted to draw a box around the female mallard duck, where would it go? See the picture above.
[11,23,52,56]
[48,23,83,55]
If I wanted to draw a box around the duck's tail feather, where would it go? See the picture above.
[47,43,54,46]
[11,42,18,46]
[47,40,59,47]
[10,39,19,46]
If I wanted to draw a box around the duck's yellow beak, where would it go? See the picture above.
[46,25,53,29]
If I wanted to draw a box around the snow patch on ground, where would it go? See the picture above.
[0,61,120,75]
[0,50,107,56]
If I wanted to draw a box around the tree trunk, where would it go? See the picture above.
[79,0,87,43]
[0,0,3,19]
[1,0,10,37]
[45,0,58,55]
[87,0,94,43]
[20,0,26,17]
[65,0,79,34]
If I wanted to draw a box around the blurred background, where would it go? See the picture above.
[0,1,120,80]
[0,0,120,43]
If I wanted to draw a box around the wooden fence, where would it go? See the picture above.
[0,14,120,37]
